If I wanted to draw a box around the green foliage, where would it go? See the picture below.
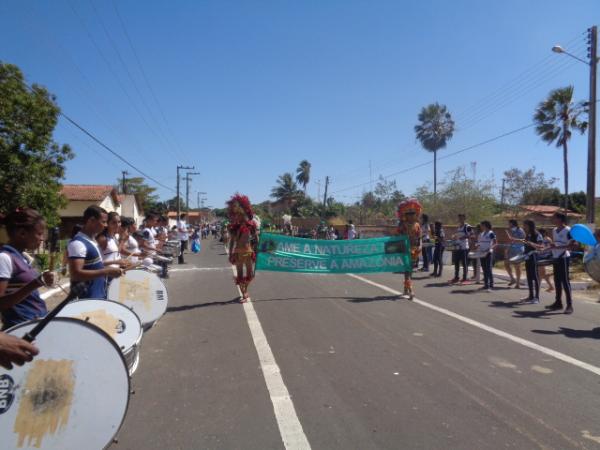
[414,167,497,224]
[502,167,557,206]
[295,160,311,193]
[414,103,455,153]
[0,62,74,226]
[270,172,302,205]
[533,85,587,210]
[119,176,160,212]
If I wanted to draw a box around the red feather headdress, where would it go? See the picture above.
[396,198,423,218]
[227,193,254,221]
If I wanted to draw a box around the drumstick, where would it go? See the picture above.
[22,281,87,343]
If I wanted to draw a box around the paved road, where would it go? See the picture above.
[115,239,600,450]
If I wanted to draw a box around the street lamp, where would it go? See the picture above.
[552,26,598,224]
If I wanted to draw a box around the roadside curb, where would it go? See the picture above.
[40,282,71,300]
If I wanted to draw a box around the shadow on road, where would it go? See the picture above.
[531,327,600,340]
[166,298,241,312]
[488,300,521,308]
[511,309,563,319]
[348,295,405,303]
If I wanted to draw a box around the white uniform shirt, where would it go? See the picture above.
[347,225,356,240]
[67,232,101,259]
[552,226,572,258]
[177,220,189,241]
[455,224,472,250]
[102,234,120,263]
[477,230,496,252]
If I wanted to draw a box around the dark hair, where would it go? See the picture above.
[83,205,107,222]
[480,220,492,230]
[180,213,186,219]
[70,224,83,239]
[145,213,158,221]
[1,208,45,236]
[434,221,442,228]
[508,219,518,227]
[121,217,134,228]
[422,214,429,223]
[458,213,466,218]
[553,212,567,223]
[107,211,120,222]
[539,228,548,237]
[523,219,536,234]
[160,215,167,223]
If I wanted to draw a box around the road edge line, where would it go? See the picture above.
[347,273,600,377]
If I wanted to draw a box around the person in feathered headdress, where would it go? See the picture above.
[227,194,258,302]
[396,198,423,299]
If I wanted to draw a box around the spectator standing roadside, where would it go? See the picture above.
[420,214,432,272]
[347,221,356,240]
[432,221,445,278]
[450,214,472,284]
[177,213,189,264]
[505,220,525,289]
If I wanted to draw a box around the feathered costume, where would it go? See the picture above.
[396,198,423,298]
[227,194,258,302]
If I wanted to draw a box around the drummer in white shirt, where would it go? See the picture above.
[475,221,497,291]
[97,212,129,268]
[546,212,576,314]
[177,213,190,264]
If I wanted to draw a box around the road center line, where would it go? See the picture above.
[347,273,600,377]
[228,260,311,449]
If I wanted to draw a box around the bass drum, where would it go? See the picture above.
[107,269,168,330]
[584,248,600,283]
[57,299,143,376]
[1,318,130,450]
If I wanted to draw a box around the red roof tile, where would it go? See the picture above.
[61,185,116,201]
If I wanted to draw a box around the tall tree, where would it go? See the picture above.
[533,85,587,211]
[117,176,159,212]
[295,160,311,194]
[502,167,557,206]
[271,173,301,207]
[414,103,455,200]
[0,63,73,225]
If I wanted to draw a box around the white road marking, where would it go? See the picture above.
[348,273,600,377]
[170,267,229,273]
[227,256,311,449]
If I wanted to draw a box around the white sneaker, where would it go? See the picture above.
[525,298,540,304]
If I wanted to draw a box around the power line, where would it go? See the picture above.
[110,0,193,165]
[331,123,535,195]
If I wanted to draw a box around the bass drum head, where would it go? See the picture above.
[57,299,143,354]
[107,270,168,327]
[1,318,130,450]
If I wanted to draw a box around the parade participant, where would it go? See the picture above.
[520,219,543,304]
[432,221,445,278]
[476,221,497,292]
[396,199,422,298]
[0,331,39,369]
[547,212,575,314]
[0,208,55,329]
[347,221,356,240]
[505,219,525,289]
[421,214,432,272]
[97,212,127,267]
[227,194,258,302]
[450,214,472,284]
[140,213,159,252]
[177,213,189,264]
[470,224,482,283]
[120,217,143,260]
[67,206,123,299]
[538,229,555,292]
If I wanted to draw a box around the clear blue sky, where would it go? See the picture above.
[1,1,596,208]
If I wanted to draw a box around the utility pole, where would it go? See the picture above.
[197,191,207,209]
[176,165,194,219]
[500,178,506,205]
[316,179,321,202]
[323,176,330,206]
[369,160,373,192]
[121,170,129,194]
[184,171,200,212]
[587,25,598,224]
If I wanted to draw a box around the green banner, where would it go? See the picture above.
[256,233,412,274]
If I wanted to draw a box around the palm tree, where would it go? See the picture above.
[414,103,455,200]
[534,86,587,211]
[296,160,311,194]
[271,172,301,207]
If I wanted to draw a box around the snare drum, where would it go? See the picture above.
[107,269,168,329]
[468,250,487,260]
[445,240,461,252]
[1,318,130,450]
[509,253,528,264]
[57,299,143,376]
